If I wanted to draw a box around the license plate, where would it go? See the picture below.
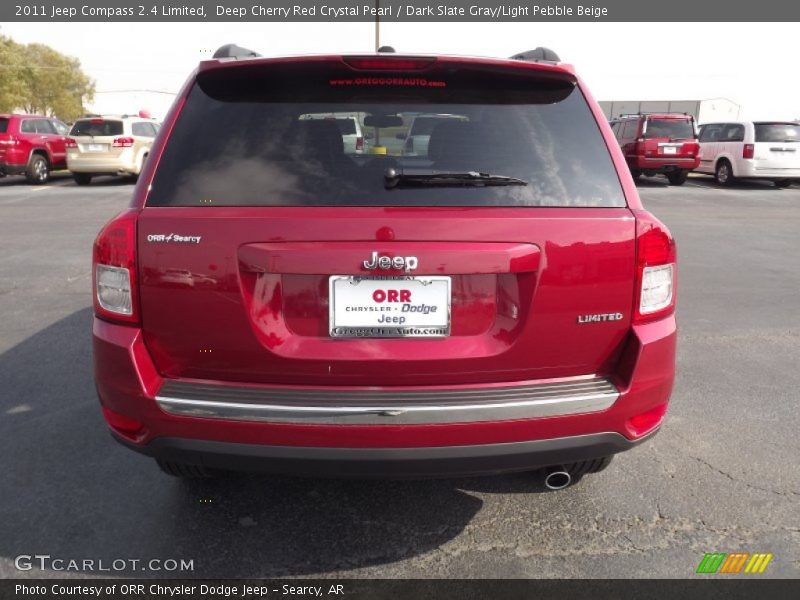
[662,146,678,155]
[86,144,106,152]
[329,276,450,338]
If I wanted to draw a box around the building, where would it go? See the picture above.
[599,98,741,124]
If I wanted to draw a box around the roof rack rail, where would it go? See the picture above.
[510,47,560,63]
[213,44,261,59]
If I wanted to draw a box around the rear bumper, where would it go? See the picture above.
[93,315,676,475]
[67,152,138,174]
[0,162,27,176]
[629,156,699,171]
[155,376,620,425]
[113,430,653,478]
[736,162,800,179]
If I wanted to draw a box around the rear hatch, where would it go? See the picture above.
[69,118,126,157]
[137,57,635,387]
[752,122,800,170]
[640,116,698,159]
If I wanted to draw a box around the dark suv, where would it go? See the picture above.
[610,113,700,185]
[0,114,69,184]
[92,46,677,489]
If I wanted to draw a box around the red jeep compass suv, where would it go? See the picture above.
[610,113,700,185]
[92,46,677,488]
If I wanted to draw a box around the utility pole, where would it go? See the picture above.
[375,0,380,51]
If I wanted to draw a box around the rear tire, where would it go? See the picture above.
[73,173,92,186]
[156,459,215,479]
[774,179,793,188]
[714,159,735,186]
[630,169,642,180]
[25,154,50,184]
[666,170,689,186]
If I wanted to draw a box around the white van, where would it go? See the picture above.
[697,121,800,187]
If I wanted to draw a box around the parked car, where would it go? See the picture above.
[92,46,677,488]
[66,115,160,185]
[400,113,468,156]
[610,113,700,185]
[0,113,69,184]
[696,121,800,187]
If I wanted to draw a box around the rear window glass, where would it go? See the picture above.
[644,118,695,140]
[0,118,8,134]
[70,119,123,137]
[754,123,800,143]
[147,62,625,208]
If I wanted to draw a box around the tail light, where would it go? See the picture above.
[65,138,77,148]
[93,210,139,324]
[0,135,19,146]
[743,144,755,159]
[112,137,135,148]
[685,142,699,156]
[355,136,364,152]
[632,210,676,324]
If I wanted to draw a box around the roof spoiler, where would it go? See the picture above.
[510,47,561,64]
[213,44,261,59]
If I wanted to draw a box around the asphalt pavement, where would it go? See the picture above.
[0,172,797,579]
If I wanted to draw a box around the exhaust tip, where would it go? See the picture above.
[544,468,572,490]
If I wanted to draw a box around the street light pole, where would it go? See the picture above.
[375,0,380,51]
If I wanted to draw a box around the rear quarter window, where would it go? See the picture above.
[621,120,638,139]
[132,122,156,137]
[147,62,625,208]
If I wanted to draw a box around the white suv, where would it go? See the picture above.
[697,121,800,187]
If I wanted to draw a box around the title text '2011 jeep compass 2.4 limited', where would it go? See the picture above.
[92,46,677,489]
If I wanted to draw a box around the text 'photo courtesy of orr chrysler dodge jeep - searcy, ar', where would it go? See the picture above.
[91,45,677,490]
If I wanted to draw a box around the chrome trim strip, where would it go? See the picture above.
[156,376,619,425]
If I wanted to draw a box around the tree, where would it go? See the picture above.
[0,36,28,113]
[0,36,94,121]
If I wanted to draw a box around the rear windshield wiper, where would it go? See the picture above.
[384,169,527,189]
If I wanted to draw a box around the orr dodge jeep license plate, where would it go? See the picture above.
[329,276,451,338]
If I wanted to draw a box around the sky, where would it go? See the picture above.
[3,21,799,121]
